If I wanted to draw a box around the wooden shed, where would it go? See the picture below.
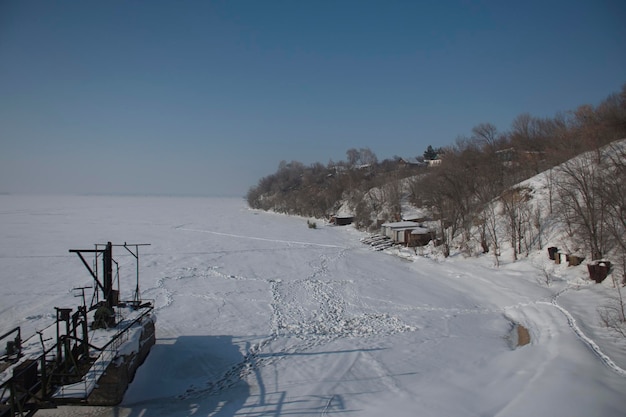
[587,260,611,283]
[330,214,354,226]
[409,226,433,247]
[380,221,421,245]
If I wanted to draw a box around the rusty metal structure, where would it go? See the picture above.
[0,242,154,417]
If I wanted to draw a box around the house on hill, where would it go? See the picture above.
[426,159,442,167]
[398,157,426,169]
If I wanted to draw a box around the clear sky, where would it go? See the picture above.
[1,1,624,197]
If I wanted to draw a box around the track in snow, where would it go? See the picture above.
[538,299,626,376]
[156,226,626,405]
[175,247,417,400]
[177,226,347,249]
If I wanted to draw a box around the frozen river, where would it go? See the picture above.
[1,194,625,417]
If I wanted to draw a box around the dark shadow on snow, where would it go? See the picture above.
[115,335,365,417]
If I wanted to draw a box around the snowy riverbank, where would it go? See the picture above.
[1,194,624,417]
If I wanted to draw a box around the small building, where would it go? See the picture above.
[588,260,611,283]
[381,221,434,247]
[381,221,420,245]
[402,209,429,223]
[330,214,354,226]
[409,226,433,247]
[398,157,426,168]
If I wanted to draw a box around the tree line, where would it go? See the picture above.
[247,85,626,265]
[245,147,419,227]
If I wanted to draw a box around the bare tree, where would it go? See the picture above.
[538,264,553,287]
[593,141,626,337]
[599,142,626,283]
[471,122,502,153]
[345,148,359,167]
[346,147,378,168]
[543,168,556,214]
[360,147,378,166]
[555,155,609,261]
[510,113,536,146]
[423,171,461,258]
[533,206,543,250]
[598,270,626,338]
[500,187,533,261]
[481,202,501,266]
[381,180,402,222]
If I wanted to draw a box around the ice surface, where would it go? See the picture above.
[1,195,624,417]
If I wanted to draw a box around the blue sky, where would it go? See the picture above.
[1,1,624,197]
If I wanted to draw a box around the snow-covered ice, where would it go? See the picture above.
[1,194,625,417]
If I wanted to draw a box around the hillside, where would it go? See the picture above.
[247,86,626,267]
[247,85,626,234]
[366,138,626,267]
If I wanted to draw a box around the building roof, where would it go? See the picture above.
[399,157,426,166]
[333,213,354,218]
[381,221,420,229]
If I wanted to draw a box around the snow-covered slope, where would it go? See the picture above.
[0,194,624,417]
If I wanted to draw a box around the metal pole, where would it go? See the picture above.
[104,242,113,309]
[135,245,140,305]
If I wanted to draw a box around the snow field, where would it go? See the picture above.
[1,195,625,417]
